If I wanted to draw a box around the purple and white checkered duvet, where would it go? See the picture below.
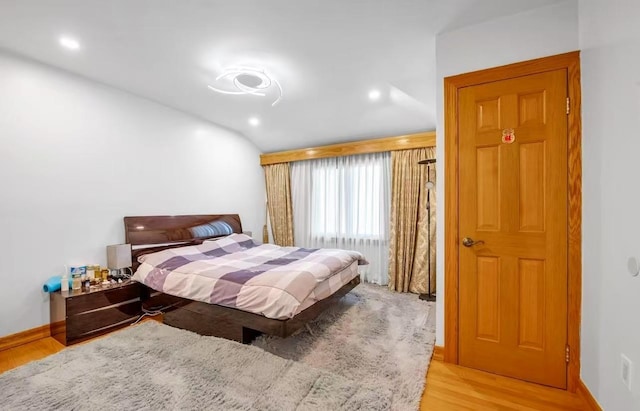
[132,234,367,319]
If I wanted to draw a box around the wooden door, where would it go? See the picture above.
[458,69,568,388]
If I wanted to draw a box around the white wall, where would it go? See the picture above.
[434,0,580,345]
[579,1,640,409]
[0,51,265,337]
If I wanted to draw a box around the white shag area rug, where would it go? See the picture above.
[253,283,436,411]
[0,322,391,410]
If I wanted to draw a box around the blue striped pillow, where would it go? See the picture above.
[189,221,234,238]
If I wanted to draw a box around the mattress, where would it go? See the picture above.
[132,233,367,320]
[294,260,360,315]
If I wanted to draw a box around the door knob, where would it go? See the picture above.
[462,237,485,247]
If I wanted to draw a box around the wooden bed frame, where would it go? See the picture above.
[124,214,360,343]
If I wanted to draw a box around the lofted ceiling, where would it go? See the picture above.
[0,0,563,152]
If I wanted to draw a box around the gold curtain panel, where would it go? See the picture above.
[388,147,436,294]
[264,163,294,246]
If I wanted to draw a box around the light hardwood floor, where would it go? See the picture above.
[420,359,589,410]
[0,325,590,410]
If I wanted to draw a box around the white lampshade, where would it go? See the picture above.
[107,244,132,270]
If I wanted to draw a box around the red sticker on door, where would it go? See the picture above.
[502,129,515,144]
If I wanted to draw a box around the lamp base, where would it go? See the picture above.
[109,267,133,280]
[419,293,436,302]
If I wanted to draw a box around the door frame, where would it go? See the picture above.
[444,51,582,392]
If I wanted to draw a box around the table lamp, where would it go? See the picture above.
[107,244,132,278]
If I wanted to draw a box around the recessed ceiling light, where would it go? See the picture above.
[368,89,381,101]
[59,36,80,50]
[248,117,260,127]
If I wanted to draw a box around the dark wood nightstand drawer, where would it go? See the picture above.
[67,301,141,340]
[50,281,142,346]
[67,283,141,316]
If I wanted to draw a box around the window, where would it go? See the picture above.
[311,162,386,239]
[291,151,391,285]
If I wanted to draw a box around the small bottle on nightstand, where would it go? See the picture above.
[72,274,81,290]
[61,273,69,292]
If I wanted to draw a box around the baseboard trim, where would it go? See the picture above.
[0,324,51,352]
[578,379,602,411]
[432,345,444,361]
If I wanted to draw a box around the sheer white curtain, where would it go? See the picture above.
[291,152,391,285]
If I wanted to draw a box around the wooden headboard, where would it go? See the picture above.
[124,214,243,270]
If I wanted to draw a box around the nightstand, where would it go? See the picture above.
[50,281,142,346]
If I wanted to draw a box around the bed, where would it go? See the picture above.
[125,214,364,343]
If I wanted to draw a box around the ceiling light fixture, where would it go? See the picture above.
[59,36,80,50]
[248,117,260,126]
[208,67,283,106]
[368,89,381,101]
